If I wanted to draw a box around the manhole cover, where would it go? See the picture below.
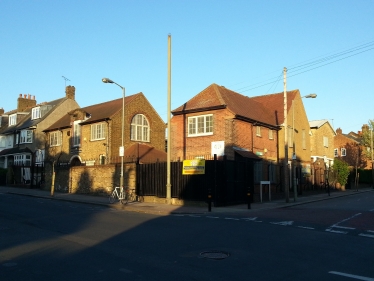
[199,250,229,260]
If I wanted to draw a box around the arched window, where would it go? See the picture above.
[131,114,150,142]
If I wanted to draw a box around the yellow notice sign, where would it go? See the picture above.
[183,159,205,175]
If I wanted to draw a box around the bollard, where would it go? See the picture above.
[247,187,251,209]
[208,188,212,212]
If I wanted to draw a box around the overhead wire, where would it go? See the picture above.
[237,40,374,93]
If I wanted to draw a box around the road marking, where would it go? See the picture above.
[206,216,219,219]
[297,226,315,230]
[329,271,374,281]
[173,214,185,216]
[242,217,258,221]
[270,221,293,226]
[325,228,347,234]
[370,209,374,212]
[367,230,374,233]
[188,215,201,217]
[225,218,239,220]
[359,233,374,239]
[332,225,355,230]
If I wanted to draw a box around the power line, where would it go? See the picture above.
[236,40,374,94]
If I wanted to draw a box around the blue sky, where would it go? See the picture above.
[1,0,373,134]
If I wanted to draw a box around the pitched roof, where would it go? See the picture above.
[248,90,299,126]
[44,93,141,131]
[124,143,167,164]
[172,83,278,128]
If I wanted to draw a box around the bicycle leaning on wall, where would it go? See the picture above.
[109,186,137,204]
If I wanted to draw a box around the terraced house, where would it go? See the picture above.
[0,86,79,186]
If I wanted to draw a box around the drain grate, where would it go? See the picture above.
[199,250,229,260]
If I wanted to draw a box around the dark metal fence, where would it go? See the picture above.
[136,157,256,206]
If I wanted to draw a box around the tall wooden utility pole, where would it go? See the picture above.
[166,34,172,204]
[283,67,289,203]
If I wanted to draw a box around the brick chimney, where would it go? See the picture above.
[336,128,342,135]
[17,94,37,112]
[65,85,75,100]
[0,108,4,115]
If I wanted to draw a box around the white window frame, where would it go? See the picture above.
[341,148,346,156]
[187,114,213,137]
[14,154,31,166]
[50,131,62,147]
[268,129,273,140]
[35,149,45,164]
[6,135,13,148]
[323,136,329,148]
[9,114,17,126]
[91,123,106,141]
[73,121,81,147]
[256,126,261,137]
[31,107,41,120]
[0,136,5,149]
[20,130,33,144]
[131,114,150,142]
[334,148,338,157]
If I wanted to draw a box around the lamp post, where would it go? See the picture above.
[102,78,125,189]
[291,93,317,201]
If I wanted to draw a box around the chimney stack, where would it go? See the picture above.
[65,85,75,100]
[17,93,37,112]
[0,108,4,115]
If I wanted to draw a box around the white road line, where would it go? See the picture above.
[329,271,374,281]
[270,221,294,226]
[188,215,201,217]
[297,226,315,230]
[325,229,347,234]
[241,217,258,221]
[369,209,374,212]
[173,214,185,217]
[225,218,239,220]
[206,216,219,219]
[332,225,355,230]
[367,230,374,233]
[359,233,374,239]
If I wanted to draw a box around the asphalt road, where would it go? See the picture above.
[1,192,373,281]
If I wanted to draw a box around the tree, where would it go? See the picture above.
[332,158,350,187]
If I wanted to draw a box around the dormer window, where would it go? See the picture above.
[9,114,17,126]
[32,107,41,120]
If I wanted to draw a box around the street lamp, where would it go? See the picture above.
[102,78,125,189]
[291,93,317,201]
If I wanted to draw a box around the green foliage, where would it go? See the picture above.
[332,159,350,186]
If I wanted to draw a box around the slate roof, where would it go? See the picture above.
[44,93,141,132]
[1,97,66,134]
[172,83,278,128]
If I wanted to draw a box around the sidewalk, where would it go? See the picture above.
[0,185,372,216]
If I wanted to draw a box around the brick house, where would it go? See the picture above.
[250,90,314,166]
[43,92,166,192]
[334,126,370,169]
[0,86,79,184]
[309,119,336,167]
[170,83,279,162]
